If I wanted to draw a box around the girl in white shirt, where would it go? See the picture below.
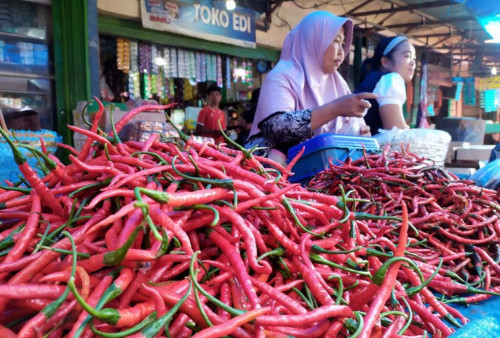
[355,36,416,135]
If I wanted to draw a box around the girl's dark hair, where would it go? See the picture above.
[358,36,407,84]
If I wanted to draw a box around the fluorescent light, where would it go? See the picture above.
[154,57,166,66]
[484,21,500,41]
[234,67,246,78]
[226,0,236,11]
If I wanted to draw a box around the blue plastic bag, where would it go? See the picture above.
[470,159,500,191]
[0,129,60,184]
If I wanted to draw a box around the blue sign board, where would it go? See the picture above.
[140,0,256,48]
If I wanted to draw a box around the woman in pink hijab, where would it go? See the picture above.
[247,11,376,162]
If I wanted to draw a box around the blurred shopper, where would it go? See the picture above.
[196,84,227,143]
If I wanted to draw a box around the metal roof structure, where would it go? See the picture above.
[255,0,500,75]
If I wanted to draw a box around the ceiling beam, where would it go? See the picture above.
[350,0,454,17]
[381,16,473,30]
[411,32,455,38]
[346,0,373,16]
[377,12,396,25]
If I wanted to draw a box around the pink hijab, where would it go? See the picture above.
[250,11,354,138]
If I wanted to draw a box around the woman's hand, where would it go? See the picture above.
[310,92,377,132]
[332,92,378,118]
[360,125,371,136]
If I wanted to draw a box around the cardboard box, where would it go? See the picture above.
[445,141,470,164]
[445,166,476,179]
[455,145,495,162]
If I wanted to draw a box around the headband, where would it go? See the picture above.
[383,36,408,56]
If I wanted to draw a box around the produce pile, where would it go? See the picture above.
[0,102,498,337]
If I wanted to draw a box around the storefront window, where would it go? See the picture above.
[0,0,54,130]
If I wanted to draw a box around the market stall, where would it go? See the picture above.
[0,0,499,337]
[0,102,498,337]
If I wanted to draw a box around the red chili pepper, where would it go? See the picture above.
[0,193,40,280]
[191,307,270,338]
[359,202,409,338]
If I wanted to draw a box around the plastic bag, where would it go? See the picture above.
[471,159,500,191]
[338,117,364,136]
[373,127,451,166]
[0,129,61,183]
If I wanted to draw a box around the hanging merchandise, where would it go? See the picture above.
[163,47,170,78]
[217,55,224,87]
[479,76,500,90]
[216,55,223,87]
[246,60,253,88]
[151,73,158,95]
[226,57,231,89]
[142,73,152,99]
[195,52,202,83]
[170,47,178,78]
[129,40,141,100]
[240,61,247,84]
[200,53,207,82]
[183,78,194,101]
[455,81,464,101]
[151,44,159,75]
[207,53,214,82]
[138,42,152,74]
[483,89,498,113]
[169,78,175,100]
[463,77,476,105]
[116,38,130,73]
[189,51,196,81]
[177,49,186,79]
[157,67,165,99]
[215,55,222,87]
[233,58,238,83]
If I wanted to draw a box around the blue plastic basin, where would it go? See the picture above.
[287,133,380,183]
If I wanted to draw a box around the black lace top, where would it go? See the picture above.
[245,109,312,157]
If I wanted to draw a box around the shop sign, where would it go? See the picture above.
[140,0,256,48]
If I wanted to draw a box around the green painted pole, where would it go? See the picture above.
[52,0,92,160]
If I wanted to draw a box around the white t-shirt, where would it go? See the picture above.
[373,73,406,107]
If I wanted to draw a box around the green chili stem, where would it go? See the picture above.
[291,287,315,310]
[398,296,413,335]
[406,258,443,297]
[0,185,30,194]
[189,251,245,316]
[256,247,286,262]
[372,257,424,286]
[90,312,157,338]
[380,310,408,319]
[140,280,192,338]
[310,253,372,277]
[172,155,234,189]
[282,197,323,237]
[193,269,213,327]
[191,204,219,227]
[38,245,90,258]
[346,311,364,338]
[103,226,142,265]
[133,189,163,242]
[328,275,345,305]
[41,231,78,319]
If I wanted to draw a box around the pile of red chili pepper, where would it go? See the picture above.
[0,101,498,338]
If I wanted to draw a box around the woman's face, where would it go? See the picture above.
[383,40,416,82]
[322,26,345,74]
